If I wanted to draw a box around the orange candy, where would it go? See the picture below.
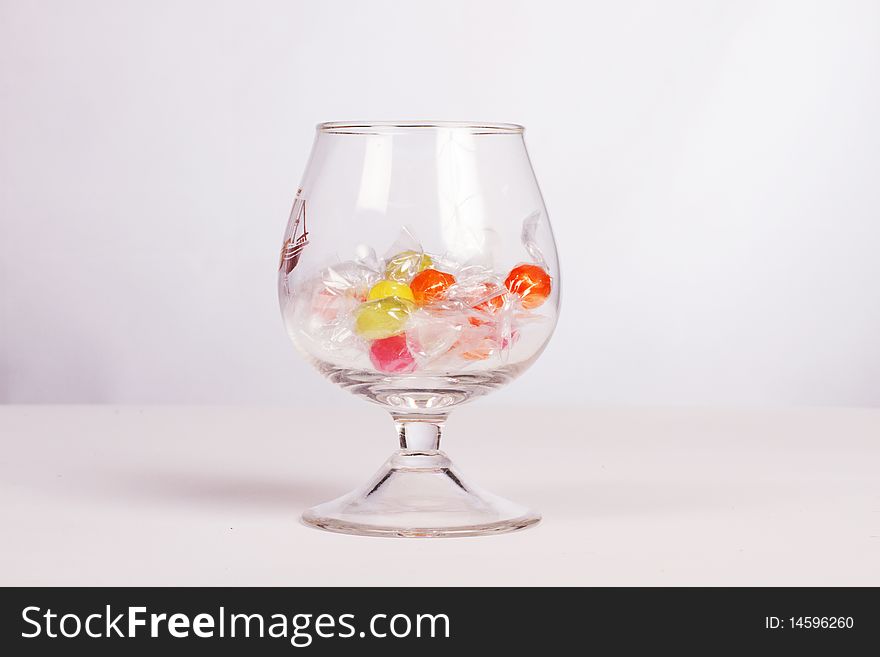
[454,332,494,361]
[410,269,456,306]
[504,264,551,309]
[461,342,493,360]
[469,283,507,327]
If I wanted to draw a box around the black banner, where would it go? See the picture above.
[0,587,875,654]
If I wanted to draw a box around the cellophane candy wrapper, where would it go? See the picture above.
[286,228,552,373]
[406,308,463,367]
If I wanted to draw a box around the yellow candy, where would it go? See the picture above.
[367,279,415,303]
[384,250,433,282]
[354,297,414,340]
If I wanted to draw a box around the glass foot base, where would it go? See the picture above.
[302,450,541,538]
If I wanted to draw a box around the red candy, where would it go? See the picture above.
[410,269,456,306]
[504,264,551,309]
[369,334,416,373]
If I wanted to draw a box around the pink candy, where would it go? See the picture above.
[369,334,416,373]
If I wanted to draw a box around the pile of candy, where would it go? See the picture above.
[286,237,552,374]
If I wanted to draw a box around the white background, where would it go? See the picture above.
[2,0,879,407]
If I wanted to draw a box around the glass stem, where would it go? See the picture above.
[393,415,445,452]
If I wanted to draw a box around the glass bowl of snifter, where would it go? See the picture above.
[279,121,559,537]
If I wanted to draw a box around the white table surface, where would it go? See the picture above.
[1,405,878,586]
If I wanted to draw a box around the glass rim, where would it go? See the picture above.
[317,120,525,135]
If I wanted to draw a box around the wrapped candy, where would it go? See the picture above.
[382,228,432,281]
[466,282,507,326]
[368,279,415,303]
[354,297,414,340]
[369,334,416,373]
[444,266,501,309]
[406,309,463,367]
[452,321,498,361]
[504,264,551,309]
[411,269,456,306]
[385,250,433,283]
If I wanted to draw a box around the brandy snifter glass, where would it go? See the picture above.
[279,121,560,537]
